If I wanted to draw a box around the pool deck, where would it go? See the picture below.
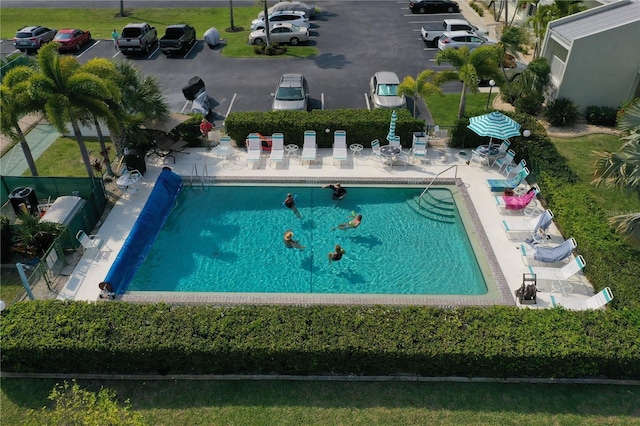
[57,144,595,309]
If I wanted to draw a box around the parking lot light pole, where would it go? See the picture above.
[263,0,271,45]
[486,79,495,110]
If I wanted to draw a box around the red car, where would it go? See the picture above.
[53,28,92,52]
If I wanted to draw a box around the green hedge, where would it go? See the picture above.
[2,302,639,378]
[224,109,425,149]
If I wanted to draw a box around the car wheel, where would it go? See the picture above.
[290,37,299,46]
[418,7,426,13]
[253,38,265,45]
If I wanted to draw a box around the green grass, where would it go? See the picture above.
[424,92,497,127]
[28,137,117,177]
[0,268,24,305]
[2,378,639,425]
[1,8,317,58]
[552,134,640,216]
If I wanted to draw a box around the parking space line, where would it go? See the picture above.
[180,101,191,114]
[184,40,199,58]
[224,93,237,119]
[77,40,100,58]
[111,50,120,59]
[147,46,159,60]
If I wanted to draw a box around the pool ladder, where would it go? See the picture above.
[189,164,210,188]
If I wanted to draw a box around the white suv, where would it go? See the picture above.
[438,31,495,52]
[251,11,309,31]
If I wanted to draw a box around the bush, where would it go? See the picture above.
[586,106,617,126]
[470,1,484,16]
[514,92,544,115]
[544,97,580,127]
[253,43,287,56]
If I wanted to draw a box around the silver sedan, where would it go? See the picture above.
[249,23,309,46]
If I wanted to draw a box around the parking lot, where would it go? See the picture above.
[2,2,468,124]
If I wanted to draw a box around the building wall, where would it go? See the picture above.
[552,22,640,112]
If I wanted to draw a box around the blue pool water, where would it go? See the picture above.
[128,185,488,295]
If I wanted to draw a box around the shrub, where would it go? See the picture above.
[253,43,287,56]
[514,92,544,115]
[544,97,580,127]
[470,1,484,16]
[586,106,617,126]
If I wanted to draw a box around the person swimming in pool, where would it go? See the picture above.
[283,229,305,250]
[336,213,362,230]
[284,193,301,218]
[328,244,346,263]
[322,183,347,200]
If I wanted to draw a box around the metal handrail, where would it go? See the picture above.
[418,164,458,209]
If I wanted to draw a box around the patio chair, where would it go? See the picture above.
[495,186,539,214]
[520,237,577,264]
[370,139,384,162]
[550,286,613,310]
[505,159,526,178]
[487,167,529,192]
[411,137,428,165]
[117,169,143,197]
[269,133,285,168]
[493,148,515,173]
[76,230,109,260]
[213,136,233,160]
[332,130,348,166]
[527,255,586,294]
[301,130,317,165]
[501,209,554,239]
[151,131,189,164]
[246,133,262,168]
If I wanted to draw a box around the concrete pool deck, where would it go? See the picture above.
[57,144,595,309]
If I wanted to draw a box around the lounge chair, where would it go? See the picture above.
[505,159,526,178]
[550,286,613,310]
[527,255,586,291]
[332,130,348,166]
[246,133,262,168]
[487,167,529,192]
[495,186,539,213]
[269,133,285,168]
[151,132,189,164]
[76,230,108,260]
[520,237,577,264]
[301,130,317,165]
[411,137,428,165]
[493,148,515,173]
[501,209,554,240]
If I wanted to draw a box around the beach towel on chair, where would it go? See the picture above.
[533,240,575,263]
[502,189,537,210]
[525,209,553,245]
[487,168,529,192]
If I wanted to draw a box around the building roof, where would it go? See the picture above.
[549,0,640,47]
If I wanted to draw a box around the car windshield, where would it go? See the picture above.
[16,32,33,38]
[377,84,399,96]
[276,87,304,101]
[55,34,72,40]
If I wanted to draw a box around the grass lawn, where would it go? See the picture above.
[1,8,317,58]
[0,267,24,305]
[424,92,497,127]
[551,134,640,216]
[2,378,639,425]
[29,136,118,177]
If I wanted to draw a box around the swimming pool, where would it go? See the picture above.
[128,184,494,296]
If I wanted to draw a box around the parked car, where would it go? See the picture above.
[249,23,309,46]
[251,11,309,31]
[420,19,486,46]
[437,31,496,51]
[409,0,460,14]
[369,72,406,109]
[272,74,310,111]
[53,28,91,52]
[117,23,158,55]
[258,1,316,20]
[159,24,197,55]
[13,26,57,52]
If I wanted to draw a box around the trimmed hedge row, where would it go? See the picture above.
[224,109,424,149]
[1,302,639,378]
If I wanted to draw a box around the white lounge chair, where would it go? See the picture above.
[520,237,577,264]
[246,133,262,168]
[301,130,317,165]
[495,186,539,215]
[501,209,554,239]
[212,135,232,160]
[550,286,613,310]
[528,255,586,294]
[332,130,348,166]
[505,159,526,178]
[269,133,285,168]
[493,148,515,173]
[487,167,529,192]
[76,230,108,260]
[411,136,428,165]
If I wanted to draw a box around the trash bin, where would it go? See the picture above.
[182,76,205,101]
[9,187,39,216]
[125,149,146,175]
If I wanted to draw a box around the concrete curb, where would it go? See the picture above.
[1,372,638,386]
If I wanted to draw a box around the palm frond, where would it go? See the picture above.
[609,212,640,246]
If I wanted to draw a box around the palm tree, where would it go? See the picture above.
[528,1,585,58]
[28,44,120,177]
[592,99,640,246]
[435,47,484,120]
[398,69,458,118]
[0,66,40,176]
[110,61,169,156]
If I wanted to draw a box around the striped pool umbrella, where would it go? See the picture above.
[468,111,521,147]
[386,110,398,143]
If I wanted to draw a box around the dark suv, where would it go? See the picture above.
[409,0,460,14]
[14,26,57,51]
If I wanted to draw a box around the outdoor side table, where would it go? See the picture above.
[349,143,363,163]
